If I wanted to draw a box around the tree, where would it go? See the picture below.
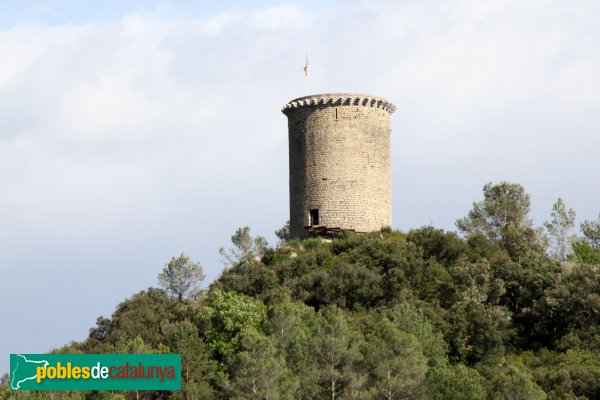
[489,367,547,400]
[445,260,512,364]
[298,260,383,310]
[446,300,512,364]
[311,306,363,399]
[456,182,548,263]
[361,319,428,400]
[531,263,600,349]
[544,198,576,261]
[88,316,111,342]
[226,327,293,400]
[275,221,291,243]
[581,213,600,247]
[84,288,177,351]
[425,365,487,400]
[457,182,532,241]
[570,213,600,264]
[266,301,314,342]
[407,226,468,265]
[267,302,321,399]
[519,349,600,399]
[158,253,205,301]
[388,303,448,367]
[110,335,154,354]
[199,289,267,360]
[219,226,269,268]
[162,321,218,399]
[571,238,600,264]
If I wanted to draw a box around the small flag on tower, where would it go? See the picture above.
[304,55,309,77]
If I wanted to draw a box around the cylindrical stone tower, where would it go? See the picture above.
[282,93,396,238]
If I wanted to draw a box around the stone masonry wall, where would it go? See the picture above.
[282,93,395,238]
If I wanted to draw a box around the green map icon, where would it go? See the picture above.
[10,354,49,390]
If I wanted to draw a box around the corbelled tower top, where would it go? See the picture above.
[282,93,396,115]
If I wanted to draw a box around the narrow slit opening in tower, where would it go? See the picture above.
[309,209,320,226]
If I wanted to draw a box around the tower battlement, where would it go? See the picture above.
[283,92,395,238]
[282,93,396,115]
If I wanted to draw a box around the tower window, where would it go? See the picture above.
[309,209,320,226]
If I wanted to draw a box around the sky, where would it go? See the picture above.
[1,0,599,374]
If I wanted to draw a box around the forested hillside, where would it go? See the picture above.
[3,182,600,399]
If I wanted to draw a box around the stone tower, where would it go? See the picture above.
[282,93,396,238]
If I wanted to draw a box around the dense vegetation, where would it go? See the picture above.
[2,182,600,399]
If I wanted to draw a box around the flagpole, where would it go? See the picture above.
[304,54,309,95]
